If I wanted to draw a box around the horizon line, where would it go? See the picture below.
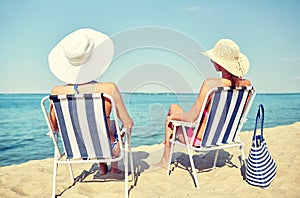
[0,91,300,95]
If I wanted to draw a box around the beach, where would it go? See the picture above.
[0,122,299,198]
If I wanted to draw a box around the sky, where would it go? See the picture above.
[0,0,300,93]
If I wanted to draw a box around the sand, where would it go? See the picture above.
[0,122,299,198]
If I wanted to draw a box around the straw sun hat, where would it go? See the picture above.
[202,39,249,77]
[48,28,114,84]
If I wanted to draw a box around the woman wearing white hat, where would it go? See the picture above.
[48,28,134,175]
[158,39,251,167]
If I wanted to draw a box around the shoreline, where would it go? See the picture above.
[0,122,299,197]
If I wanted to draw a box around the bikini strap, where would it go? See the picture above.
[73,84,79,94]
[73,80,98,94]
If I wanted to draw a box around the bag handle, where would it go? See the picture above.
[253,104,264,140]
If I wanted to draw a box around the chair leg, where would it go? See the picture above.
[129,149,134,181]
[187,148,199,188]
[124,137,129,198]
[240,145,247,169]
[167,139,175,175]
[52,160,58,198]
[67,160,74,183]
[128,135,134,182]
[213,150,219,169]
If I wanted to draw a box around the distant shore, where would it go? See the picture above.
[0,122,299,197]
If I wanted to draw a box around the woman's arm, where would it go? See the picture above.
[109,83,134,130]
[48,86,61,131]
[188,79,225,122]
[187,80,210,122]
[49,102,58,131]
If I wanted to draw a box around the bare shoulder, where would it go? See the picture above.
[96,82,118,90]
[204,78,252,88]
[97,82,117,88]
[51,85,68,94]
[242,79,252,86]
[95,82,118,95]
[203,78,229,89]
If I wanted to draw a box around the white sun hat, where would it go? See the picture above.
[48,28,114,84]
[202,39,249,77]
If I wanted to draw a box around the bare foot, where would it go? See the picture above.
[99,163,108,176]
[111,167,122,174]
[155,158,169,169]
[110,161,122,174]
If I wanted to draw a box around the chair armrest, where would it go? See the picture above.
[170,120,198,128]
[121,127,132,153]
[47,130,59,137]
[120,127,131,137]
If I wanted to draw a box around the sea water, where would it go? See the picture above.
[0,93,299,166]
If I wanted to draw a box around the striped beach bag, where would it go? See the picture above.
[246,104,277,188]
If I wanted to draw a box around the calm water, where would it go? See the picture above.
[0,93,299,166]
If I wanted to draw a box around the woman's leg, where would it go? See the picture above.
[158,104,184,167]
[99,119,112,175]
[99,120,122,174]
[157,115,173,167]
[111,137,121,174]
[99,163,108,175]
[109,120,122,174]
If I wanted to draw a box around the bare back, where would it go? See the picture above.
[189,78,251,122]
[50,82,133,130]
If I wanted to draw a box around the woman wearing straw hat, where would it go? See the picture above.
[158,39,251,167]
[48,28,133,175]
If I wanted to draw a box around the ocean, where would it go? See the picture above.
[0,93,299,167]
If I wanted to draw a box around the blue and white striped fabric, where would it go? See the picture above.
[246,104,277,187]
[167,86,256,188]
[201,86,252,147]
[50,93,112,159]
[246,138,277,187]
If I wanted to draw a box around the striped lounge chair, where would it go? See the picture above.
[167,86,256,188]
[41,93,134,198]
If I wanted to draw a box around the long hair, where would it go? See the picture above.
[229,75,244,87]
[214,61,245,87]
